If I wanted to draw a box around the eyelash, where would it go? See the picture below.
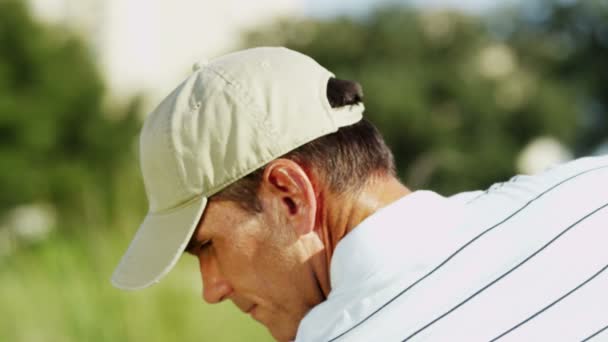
[199,240,212,251]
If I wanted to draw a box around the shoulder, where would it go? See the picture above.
[462,155,608,215]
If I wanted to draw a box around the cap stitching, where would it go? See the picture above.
[165,77,200,201]
[163,98,188,198]
[204,64,278,140]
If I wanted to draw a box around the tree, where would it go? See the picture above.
[495,0,608,155]
[0,0,141,228]
[241,6,579,194]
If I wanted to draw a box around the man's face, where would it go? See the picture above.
[186,198,322,341]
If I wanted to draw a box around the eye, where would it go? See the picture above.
[199,239,212,252]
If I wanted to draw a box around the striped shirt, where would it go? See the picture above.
[295,156,608,342]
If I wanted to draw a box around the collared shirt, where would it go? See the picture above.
[295,156,608,342]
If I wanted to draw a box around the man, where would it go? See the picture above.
[112,47,608,342]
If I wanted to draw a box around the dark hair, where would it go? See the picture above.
[210,78,396,212]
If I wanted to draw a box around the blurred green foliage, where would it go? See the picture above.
[0,0,141,225]
[498,0,608,155]
[0,229,272,341]
[0,2,272,341]
[243,0,607,194]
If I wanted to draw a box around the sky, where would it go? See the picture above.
[303,0,522,17]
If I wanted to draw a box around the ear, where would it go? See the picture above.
[259,158,317,236]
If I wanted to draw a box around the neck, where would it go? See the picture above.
[311,176,411,297]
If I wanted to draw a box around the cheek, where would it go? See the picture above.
[251,240,301,289]
[217,224,270,274]
[222,216,298,286]
[216,237,255,272]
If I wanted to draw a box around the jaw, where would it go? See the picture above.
[255,308,302,342]
[268,326,297,342]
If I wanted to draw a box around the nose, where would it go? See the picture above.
[198,253,233,304]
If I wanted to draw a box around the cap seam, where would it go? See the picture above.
[150,64,280,216]
[164,85,188,198]
[204,64,278,140]
[174,77,207,194]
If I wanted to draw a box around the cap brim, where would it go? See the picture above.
[111,196,207,290]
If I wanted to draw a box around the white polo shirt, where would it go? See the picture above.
[295,156,608,342]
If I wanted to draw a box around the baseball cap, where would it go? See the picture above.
[111,47,365,290]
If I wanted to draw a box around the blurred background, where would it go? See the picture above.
[0,0,606,341]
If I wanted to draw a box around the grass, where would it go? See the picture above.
[0,228,273,342]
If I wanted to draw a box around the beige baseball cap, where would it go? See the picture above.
[111,47,364,290]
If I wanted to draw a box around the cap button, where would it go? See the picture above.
[192,60,207,72]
